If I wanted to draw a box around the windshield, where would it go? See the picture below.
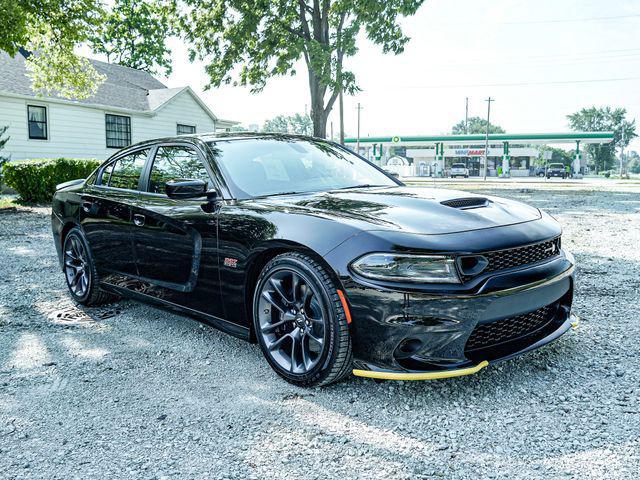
[207,137,398,198]
[549,163,564,168]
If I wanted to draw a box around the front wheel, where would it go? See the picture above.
[62,227,115,306]
[253,253,353,387]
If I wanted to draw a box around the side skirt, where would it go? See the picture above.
[100,282,250,341]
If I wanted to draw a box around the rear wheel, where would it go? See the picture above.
[253,253,353,387]
[62,228,115,306]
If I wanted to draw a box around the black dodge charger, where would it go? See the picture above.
[52,133,577,386]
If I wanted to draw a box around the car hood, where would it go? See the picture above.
[253,186,541,235]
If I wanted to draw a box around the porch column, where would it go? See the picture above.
[502,141,510,177]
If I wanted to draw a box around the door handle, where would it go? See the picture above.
[82,201,93,213]
[133,214,145,227]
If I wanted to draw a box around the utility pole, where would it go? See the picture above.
[465,97,469,134]
[620,128,626,179]
[356,103,363,153]
[483,97,494,181]
[339,90,344,145]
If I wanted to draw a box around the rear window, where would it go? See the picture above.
[549,163,564,168]
[452,163,466,168]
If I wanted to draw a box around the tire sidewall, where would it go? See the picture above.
[252,255,342,386]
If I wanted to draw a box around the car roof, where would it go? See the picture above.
[117,132,330,154]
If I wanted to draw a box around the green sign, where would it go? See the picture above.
[392,136,401,143]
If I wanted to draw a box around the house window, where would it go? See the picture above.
[105,114,131,148]
[27,105,47,140]
[177,124,196,135]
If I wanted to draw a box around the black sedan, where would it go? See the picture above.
[52,133,577,386]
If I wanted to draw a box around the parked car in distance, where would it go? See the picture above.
[450,163,469,178]
[52,133,577,387]
[546,163,568,179]
[534,166,546,177]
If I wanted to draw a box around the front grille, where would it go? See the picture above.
[441,197,489,209]
[459,237,561,281]
[465,304,557,353]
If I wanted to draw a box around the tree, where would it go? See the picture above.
[263,113,313,135]
[567,106,637,172]
[627,151,640,174]
[180,0,425,138]
[452,117,505,135]
[0,0,105,98]
[90,0,177,76]
[536,146,573,166]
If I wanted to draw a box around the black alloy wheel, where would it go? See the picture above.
[253,253,353,387]
[64,233,90,299]
[62,228,114,306]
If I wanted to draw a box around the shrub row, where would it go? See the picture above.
[2,158,100,203]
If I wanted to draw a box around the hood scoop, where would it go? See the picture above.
[440,197,490,210]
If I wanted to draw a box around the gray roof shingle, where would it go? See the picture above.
[0,51,176,112]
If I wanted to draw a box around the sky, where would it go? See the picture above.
[96,0,640,151]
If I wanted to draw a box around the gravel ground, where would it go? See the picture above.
[1,185,639,479]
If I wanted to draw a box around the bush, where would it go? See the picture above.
[2,158,100,203]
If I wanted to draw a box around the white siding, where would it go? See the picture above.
[139,91,215,139]
[0,90,216,161]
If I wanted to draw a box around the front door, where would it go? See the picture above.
[130,145,224,319]
[81,149,150,278]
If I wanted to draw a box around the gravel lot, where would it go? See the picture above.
[1,184,639,479]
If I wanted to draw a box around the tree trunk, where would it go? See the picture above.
[309,76,328,138]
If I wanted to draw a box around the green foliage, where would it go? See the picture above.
[263,113,313,135]
[0,0,105,99]
[567,106,637,172]
[627,151,640,174]
[536,146,573,166]
[2,158,100,203]
[180,0,425,137]
[90,0,177,76]
[452,117,505,135]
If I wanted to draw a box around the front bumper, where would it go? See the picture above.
[344,252,576,378]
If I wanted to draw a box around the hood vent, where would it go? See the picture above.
[441,197,490,209]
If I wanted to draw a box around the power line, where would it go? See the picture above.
[430,51,640,72]
[498,13,640,25]
[392,76,640,90]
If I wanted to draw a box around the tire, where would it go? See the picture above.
[252,252,353,387]
[62,227,116,306]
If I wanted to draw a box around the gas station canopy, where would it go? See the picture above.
[344,132,615,178]
[345,132,614,147]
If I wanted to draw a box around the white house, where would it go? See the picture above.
[0,50,238,160]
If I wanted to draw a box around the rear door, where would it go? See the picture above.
[81,148,150,278]
[130,144,224,318]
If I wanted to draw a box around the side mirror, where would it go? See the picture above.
[165,179,208,199]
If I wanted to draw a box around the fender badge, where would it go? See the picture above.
[224,257,238,268]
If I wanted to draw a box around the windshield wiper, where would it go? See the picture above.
[332,184,389,191]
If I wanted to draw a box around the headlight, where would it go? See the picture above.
[350,253,460,283]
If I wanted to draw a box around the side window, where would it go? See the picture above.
[148,146,210,194]
[104,149,149,189]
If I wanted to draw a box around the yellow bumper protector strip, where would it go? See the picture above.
[353,360,490,381]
